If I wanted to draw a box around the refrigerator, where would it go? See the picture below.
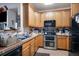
[69,13,79,56]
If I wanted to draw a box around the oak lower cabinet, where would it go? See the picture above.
[22,46,31,56]
[22,35,44,56]
[30,39,35,56]
[35,35,44,49]
[35,35,42,51]
[57,36,69,50]
[22,40,31,56]
[38,35,44,47]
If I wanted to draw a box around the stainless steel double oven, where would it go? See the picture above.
[43,20,56,49]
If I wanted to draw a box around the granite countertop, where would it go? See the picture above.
[0,33,41,55]
[56,32,71,36]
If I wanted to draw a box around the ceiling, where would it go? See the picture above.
[32,3,71,12]
[0,3,71,12]
[0,3,20,9]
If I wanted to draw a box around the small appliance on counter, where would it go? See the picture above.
[43,20,56,49]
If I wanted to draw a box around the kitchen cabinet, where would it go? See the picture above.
[54,9,71,28]
[35,35,44,48]
[40,12,56,27]
[40,12,45,27]
[57,36,69,50]
[22,35,44,56]
[45,12,54,20]
[34,12,41,27]
[71,3,79,17]
[22,45,31,56]
[35,35,44,52]
[22,39,35,56]
[22,4,28,28]
[40,10,70,28]
[22,3,35,27]
[30,39,35,56]
[22,40,31,56]
[62,10,71,27]
[55,11,63,27]
[39,35,44,47]
[28,4,35,27]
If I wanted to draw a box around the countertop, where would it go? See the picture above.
[0,33,41,55]
[56,32,71,36]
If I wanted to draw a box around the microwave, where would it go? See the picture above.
[44,20,56,27]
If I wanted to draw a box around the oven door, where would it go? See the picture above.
[45,41,55,47]
[44,35,55,41]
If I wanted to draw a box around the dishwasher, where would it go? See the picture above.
[3,46,22,56]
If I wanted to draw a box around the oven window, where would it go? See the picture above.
[45,41,54,47]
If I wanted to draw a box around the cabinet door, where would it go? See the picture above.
[39,35,44,47]
[22,46,30,56]
[55,11,62,27]
[35,37,39,52]
[57,36,69,50]
[23,4,28,27]
[62,10,71,27]
[57,36,63,49]
[66,37,69,50]
[62,36,67,50]
[40,13,45,27]
[22,40,31,56]
[45,12,53,20]
[71,3,79,17]
[30,39,35,56]
[29,5,35,27]
[35,12,41,27]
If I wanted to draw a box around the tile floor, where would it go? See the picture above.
[35,48,69,56]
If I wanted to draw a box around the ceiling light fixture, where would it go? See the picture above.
[43,1,54,5]
[44,3,53,5]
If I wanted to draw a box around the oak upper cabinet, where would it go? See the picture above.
[55,11,63,27]
[57,36,69,50]
[45,12,54,20]
[71,3,79,17]
[54,9,71,28]
[23,4,29,28]
[22,3,35,27]
[40,12,45,27]
[62,9,71,27]
[34,12,41,27]
[28,4,35,27]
